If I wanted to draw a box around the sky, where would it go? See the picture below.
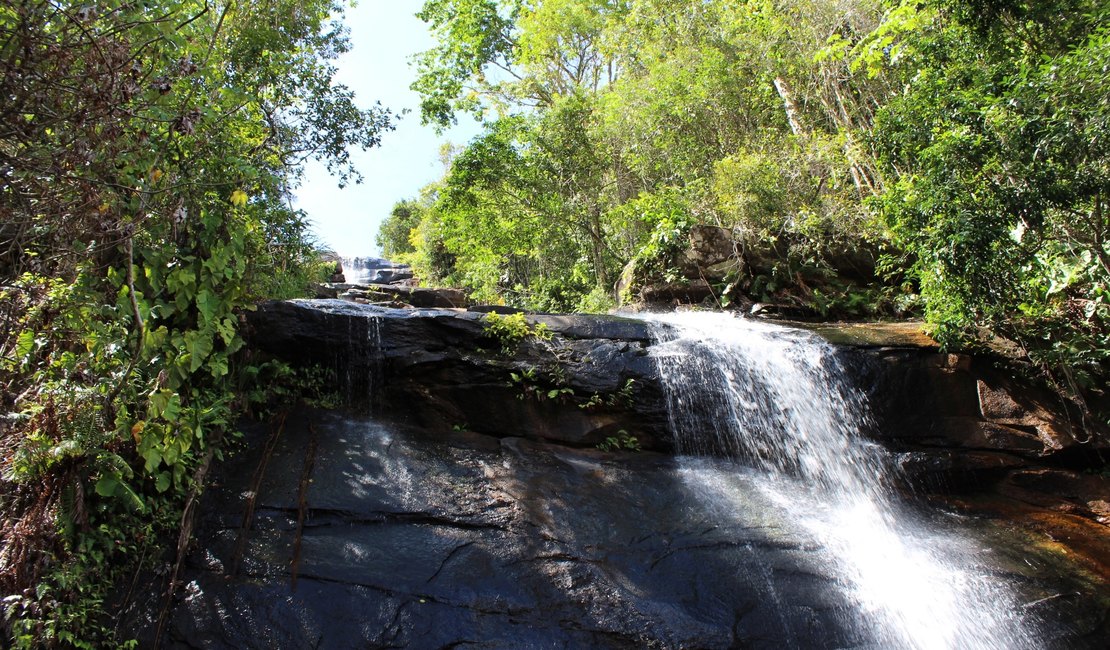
[293,1,482,257]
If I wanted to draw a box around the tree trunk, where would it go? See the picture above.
[774,77,806,136]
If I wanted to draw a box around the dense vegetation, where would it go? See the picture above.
[2,0,1107,645]
[0,1,389,646]
[380,0,1109,431]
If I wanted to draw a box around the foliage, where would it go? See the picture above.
[614,187,697,285]
[507,365,574,402]
[483,312,552,354]
[391,0,1110,432]
[867,0,1110,429]
[394,0,893,312]
[597,430,640,452]
[0,1,391,645]
[376,200,425,260]
[580,379,636,410]
[239,361,343,418]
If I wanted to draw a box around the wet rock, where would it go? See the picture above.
[313,283,340,299]
[247,300,1105,470]
[340,284,467,309]
[123,305,1110,648]
[120,412,1110,649]
[895,449,1028,492]
[468,304,527,315]
[246,301,671,449]
[530,313,653,342]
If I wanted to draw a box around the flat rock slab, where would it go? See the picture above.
[783,320,938,348]
[125,411,1107,649]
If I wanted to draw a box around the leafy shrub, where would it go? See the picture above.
[482,312,552,355]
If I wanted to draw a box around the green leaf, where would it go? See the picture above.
[94,474,145,512]
[94,475,119,498]
[163,442,179,466]
[142,447,162,473]
[184,330,214,372]
[208,355,229,378]
[216,317,237,345]
[148,389,180,421]
[155,471,172,493]
[15,329,34,358]
[196,289,218,325]
[115,481,145,512]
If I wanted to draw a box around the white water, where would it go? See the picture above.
[642,311,1040,650]
[339,256,382,285]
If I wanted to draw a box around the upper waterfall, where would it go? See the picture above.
[339,256,414,286]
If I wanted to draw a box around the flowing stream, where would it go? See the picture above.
[641,311,1042,649]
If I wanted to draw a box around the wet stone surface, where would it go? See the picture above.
[123,410,1108,649]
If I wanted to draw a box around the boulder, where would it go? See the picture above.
[640,279,717,305]
[621,225,891,318]
[846,348,1090,461]
[681,224,736,272]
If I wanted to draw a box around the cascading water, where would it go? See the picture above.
[333,306,382,410]
[339,256,414,286]
[642,311,1043,649]
[339,256,376,285]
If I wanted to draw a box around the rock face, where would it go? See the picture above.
[244,301,1110,579]
[116,302,1110,648]
[247,300,1102,468]
[123,411,1108,649]
[340,284,467,308]
[247,300,669,450]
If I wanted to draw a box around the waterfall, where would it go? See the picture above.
[332,305,383,410]
[339,256,378,285]
[642,311,1042,650]
[339,256,414,286]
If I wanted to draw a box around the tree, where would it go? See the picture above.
[867,0,1110,428]
[402,0,892,312]
[0,1,392,645]
[377,200,425,259]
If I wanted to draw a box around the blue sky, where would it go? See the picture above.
[294,1,481,257]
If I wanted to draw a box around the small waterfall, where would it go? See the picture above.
[331,306,383,410]
[642,311,1042,650]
